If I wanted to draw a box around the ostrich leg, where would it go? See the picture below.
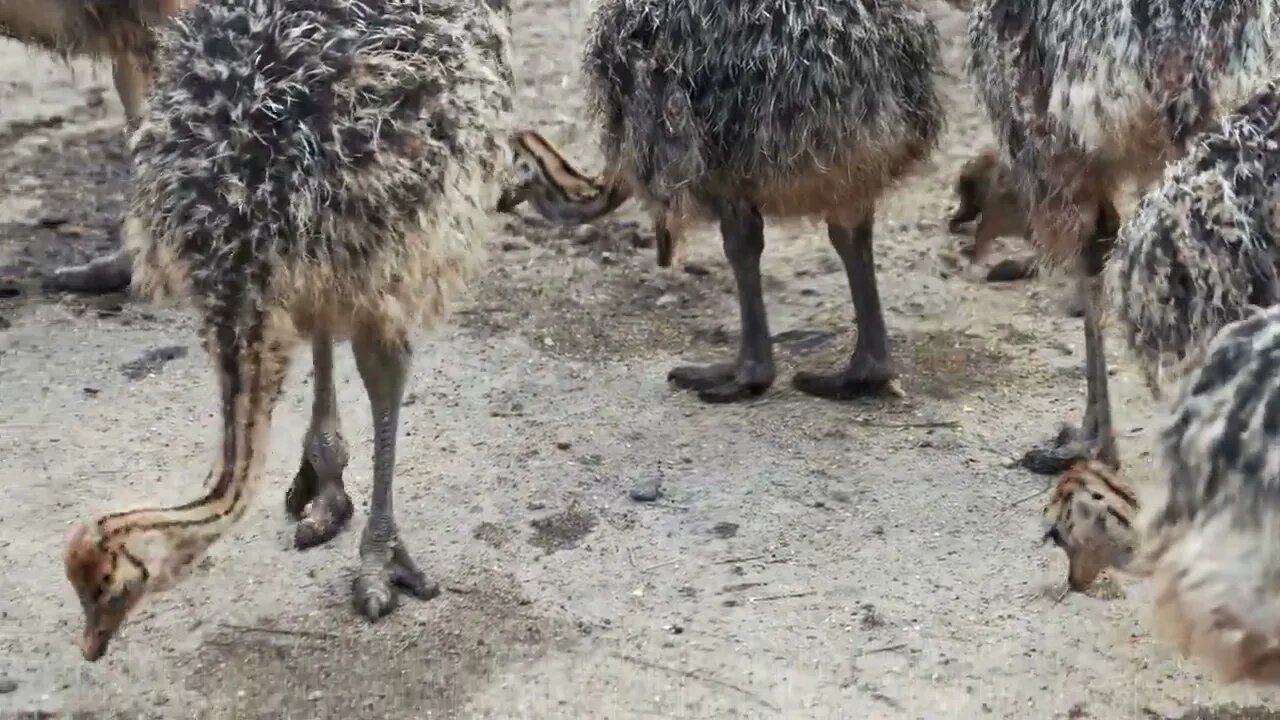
[351,331,439,619]
[285,332,354,549]
[1021,201,1121,474]
[793,215,896,399]
[43,54,149,296]
[668,203,775,402]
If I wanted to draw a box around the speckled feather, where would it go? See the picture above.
[580,0,944,221]
[125,0,514,341]
[1109,81,1280,390]
[966,0,1280,264]
[1134,305,1280,682]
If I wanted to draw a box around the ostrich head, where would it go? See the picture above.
[64,515,205,660]
[1042,459,1140,590]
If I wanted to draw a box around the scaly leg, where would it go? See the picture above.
[350,331,438,619]
[668,203,774,402]
[1021,202,1121,474]
[793,217,896,399]
[110,53,150,132]
[44,54,148,296]
[284,333,354,549]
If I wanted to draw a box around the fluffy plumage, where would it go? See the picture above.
[126,0,513,340]
[62,0,513,660]
[1109,82,1280,392]
[581,0,944,221]
[1137,304,1280,684]
[966,0,1280,264]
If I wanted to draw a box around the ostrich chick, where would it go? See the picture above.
[966,0,1280,474]
[1046,305,1280,685]
[61,0,512,661]
[1109,81,1280,398]
[502,0,944,403]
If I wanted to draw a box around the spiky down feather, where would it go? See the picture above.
[580,0,944,220]
[125,0,513,340]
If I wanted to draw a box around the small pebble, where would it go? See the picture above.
[683,262,711,276]
[711,521,739,539]
[655,293,680,307]
[0,678,16,694]
[629,478,662,502]
[555,440,571,451]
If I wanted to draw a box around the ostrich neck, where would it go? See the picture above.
[531,178,631,224]
[97,330,288,590]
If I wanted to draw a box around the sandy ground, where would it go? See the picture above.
[2,2,1279,719]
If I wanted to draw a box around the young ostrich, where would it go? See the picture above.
[964,0,1280,474]
[1108,81,1280,398]
[0,0,191,295]
[1045,305,1280,685]
[501,0,945,403]
[60,0,513,661]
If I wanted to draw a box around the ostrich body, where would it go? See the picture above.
[61,0,513,661]
[0,0,192,295]
[1045,305,1280,685]
[1109,81,1280,396]
[504,0,944,403]
[965,0,1280,474]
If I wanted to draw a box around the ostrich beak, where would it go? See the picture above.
[76,590,136,662]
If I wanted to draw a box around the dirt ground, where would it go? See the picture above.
[2,2,1278,719]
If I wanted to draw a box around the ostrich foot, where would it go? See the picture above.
[352,538,440,620]
[285,454,352,550]
[44,249,132,294]
[792,353,895,401]
[1020,425,1115,475]
[668,361,773,404]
